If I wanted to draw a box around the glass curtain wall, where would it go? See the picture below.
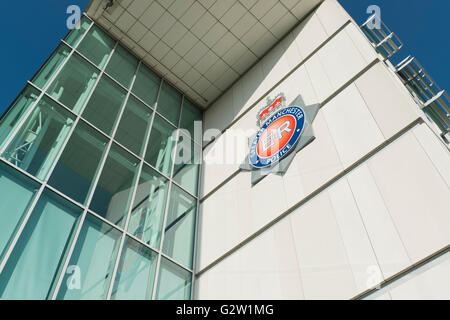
[0,15,202,300]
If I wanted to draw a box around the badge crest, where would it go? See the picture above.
[240,94,320,185]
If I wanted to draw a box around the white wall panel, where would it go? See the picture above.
[203,88,234,135]
[196,219,304,299]
[315,0,349,36]
[291,13,328,60]
[282,110,343,206]
[322,84,384,167]
[303,54,333,102]
[317,26,367,91]
[280,31,304,70]
[347,164,412,279]
[388,254,450,300]
[198,123,450,299]
[198,176,238,270]
[344,23,378,63]
[284,64,320,105]
[412,124,450,188]
[197,0,449,301]
[233,63,267,120]
[368,130,450,263]
[201,133,241,198]
[260,43,291,94]
[198,171,289,270]
[199,107,346,268]
[365,252,450,300]
[355,62,419,139]
[328,178,381,293]
[289,192,359,299]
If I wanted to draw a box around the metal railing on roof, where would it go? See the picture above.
[396,56,450,136]
[360,15,449,140]
[360,14,403,59]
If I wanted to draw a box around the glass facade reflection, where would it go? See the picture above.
[0,15,202,300]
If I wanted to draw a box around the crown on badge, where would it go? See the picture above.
[256,93,286,127]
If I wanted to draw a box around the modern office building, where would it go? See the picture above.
[0,0,448,300]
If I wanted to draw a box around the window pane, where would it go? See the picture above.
[82,75,127,135]
[114,95,152,156]
[32,44,71,89]
[157,81,181,126]
[89,143,139,227]
[156,257,191,300]
[0,86,40,149]
[111,237,157,300]
[105,45,138,88]
[173,133,201,196]
[145,115,176,176]
[2,97,76,180]
[131,64,160,107]
[56,214,121,300]
[162,185,196,268]
[0,189,81,300]
[180,99,202,144]
[48,120,108,205]
[127,164,168,249]
[0,163,39,260]
[64,16,91,47]
[77,25,115,69]
[47,53,99,114]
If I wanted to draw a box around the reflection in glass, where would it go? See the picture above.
[111,237,157,300]
[105,44,138,88]
[172,133,201,196]
[46,53,99,114]
[0,162,39,260]
[156,257,191,300]
[0,189,81,299]
[145,115,177,176]
[180,99,202,143]
[77,25,115,68]
[157,81,182,126]
[82,75,127,135]
[131,64,160,107]
[114,95,152,157]
[2,97,75,180]
[0,86,40,149]
[127,164,168,249]
[64,15,91,48]
[32,44,71,89]
[48,120,108,205]
[56,214,121,300]
[162,185,196,268]
[89,143,139,227]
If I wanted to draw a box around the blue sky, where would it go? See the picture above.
[0,0,90,115]
[0,0,448,116]
[339,0,449,92]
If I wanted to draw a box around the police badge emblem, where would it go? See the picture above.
[240,94,320,185]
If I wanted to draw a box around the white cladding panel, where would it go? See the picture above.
[196,0,450,299]
[197,124,450,299]
[363,251,450,300]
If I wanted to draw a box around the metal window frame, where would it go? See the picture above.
[0,17,203,301]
